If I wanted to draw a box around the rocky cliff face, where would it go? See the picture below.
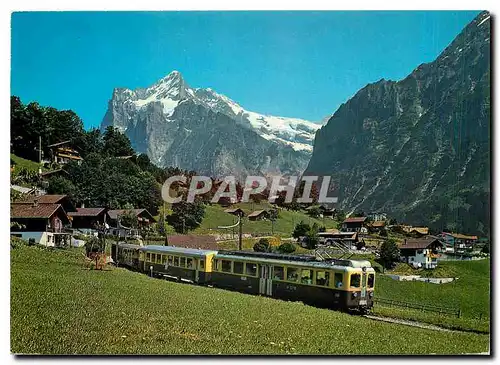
[305,11,490,235]
[100,71,319,180]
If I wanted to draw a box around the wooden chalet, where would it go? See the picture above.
[47,141,82,165]
[17,194,76,213]
[11,202,70,233]
[107,208,156,228]
[400,237,444,269]
[248,210,270,221]
[367,220,386,233]
[68,207,108,230]
[341,217,367,233]
[305,205,336,218]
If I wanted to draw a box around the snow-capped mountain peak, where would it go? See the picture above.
[108,71,321,152]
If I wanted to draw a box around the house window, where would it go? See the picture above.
[245,263,257,276]
[221,260,232,273]
[316,271,330,286]
[350,274,361,288]
[417,249,423,254]
[286,268,299,282]
[233,261,244,274]
[301,269,312,285]
[273,266,284,280]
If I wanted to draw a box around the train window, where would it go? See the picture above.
[146,253,151,262]
[222,260,232,273]
[174,256,179,267]
[273,266,284,280]
[316,271,330,286]
[368,274,375,288]
[233,261,244,274]
[301,269,313,285]
[186,258,194,269]
[350,274,361,288]
[200,260,205,270]
[152,253,157,263]
[245,263,257,276]
[334,273,343,288]
[162,255,167,264]
[286,268,299,282]
[168,256,173,265]
[179,257,185,267]
[157,254,162,264]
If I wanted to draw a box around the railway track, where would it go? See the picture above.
[362,314,464,333]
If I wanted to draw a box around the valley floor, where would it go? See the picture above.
[11,245,489,355]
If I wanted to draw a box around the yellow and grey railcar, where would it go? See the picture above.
[112,242,141,270]
[210,251,375,311]
[139,245,217,284]
[111,243,375,312]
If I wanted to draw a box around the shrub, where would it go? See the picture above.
[292,221,310,239]
[379,239,400,269]
[253,238,270,252]
[277,242,296,254]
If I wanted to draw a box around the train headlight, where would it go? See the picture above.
[352,292,358,298]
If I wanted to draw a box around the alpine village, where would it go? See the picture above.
[10,11,490,355]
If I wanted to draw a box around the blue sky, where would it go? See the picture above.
[11,11,480,129]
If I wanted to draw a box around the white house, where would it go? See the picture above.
[399,237,444,269]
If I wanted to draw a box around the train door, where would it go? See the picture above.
[360,268,368,305]
[194,258,199,283]
[258,264,273,296]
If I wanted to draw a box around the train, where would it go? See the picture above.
[111,242,376,312]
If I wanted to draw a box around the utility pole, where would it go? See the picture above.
[238,213,243,251]
[38,133,42,175]
[163,201,169,246]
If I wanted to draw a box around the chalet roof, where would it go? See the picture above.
[447,232,478,240]
[410,227,429,235]
[343,217,367,223]
[400,238,443,250]
[47,140,71,148]
[11,203,66,220]
[165,235,219,250]
[18,194,68,205]
[107,209,155,221]
[248,210,269,218]
[68,208,106,217]
[40,169,69,177]
[319,231,358,241]
[224,208,245,216]
[370,221,386,227]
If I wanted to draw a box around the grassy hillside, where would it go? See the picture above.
[10,153,45,173]
[192,201,339,237]
[11,244,489,355]
[374,259,490,332]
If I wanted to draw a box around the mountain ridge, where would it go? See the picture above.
[305,11,490,235]
[100,72,320,179]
